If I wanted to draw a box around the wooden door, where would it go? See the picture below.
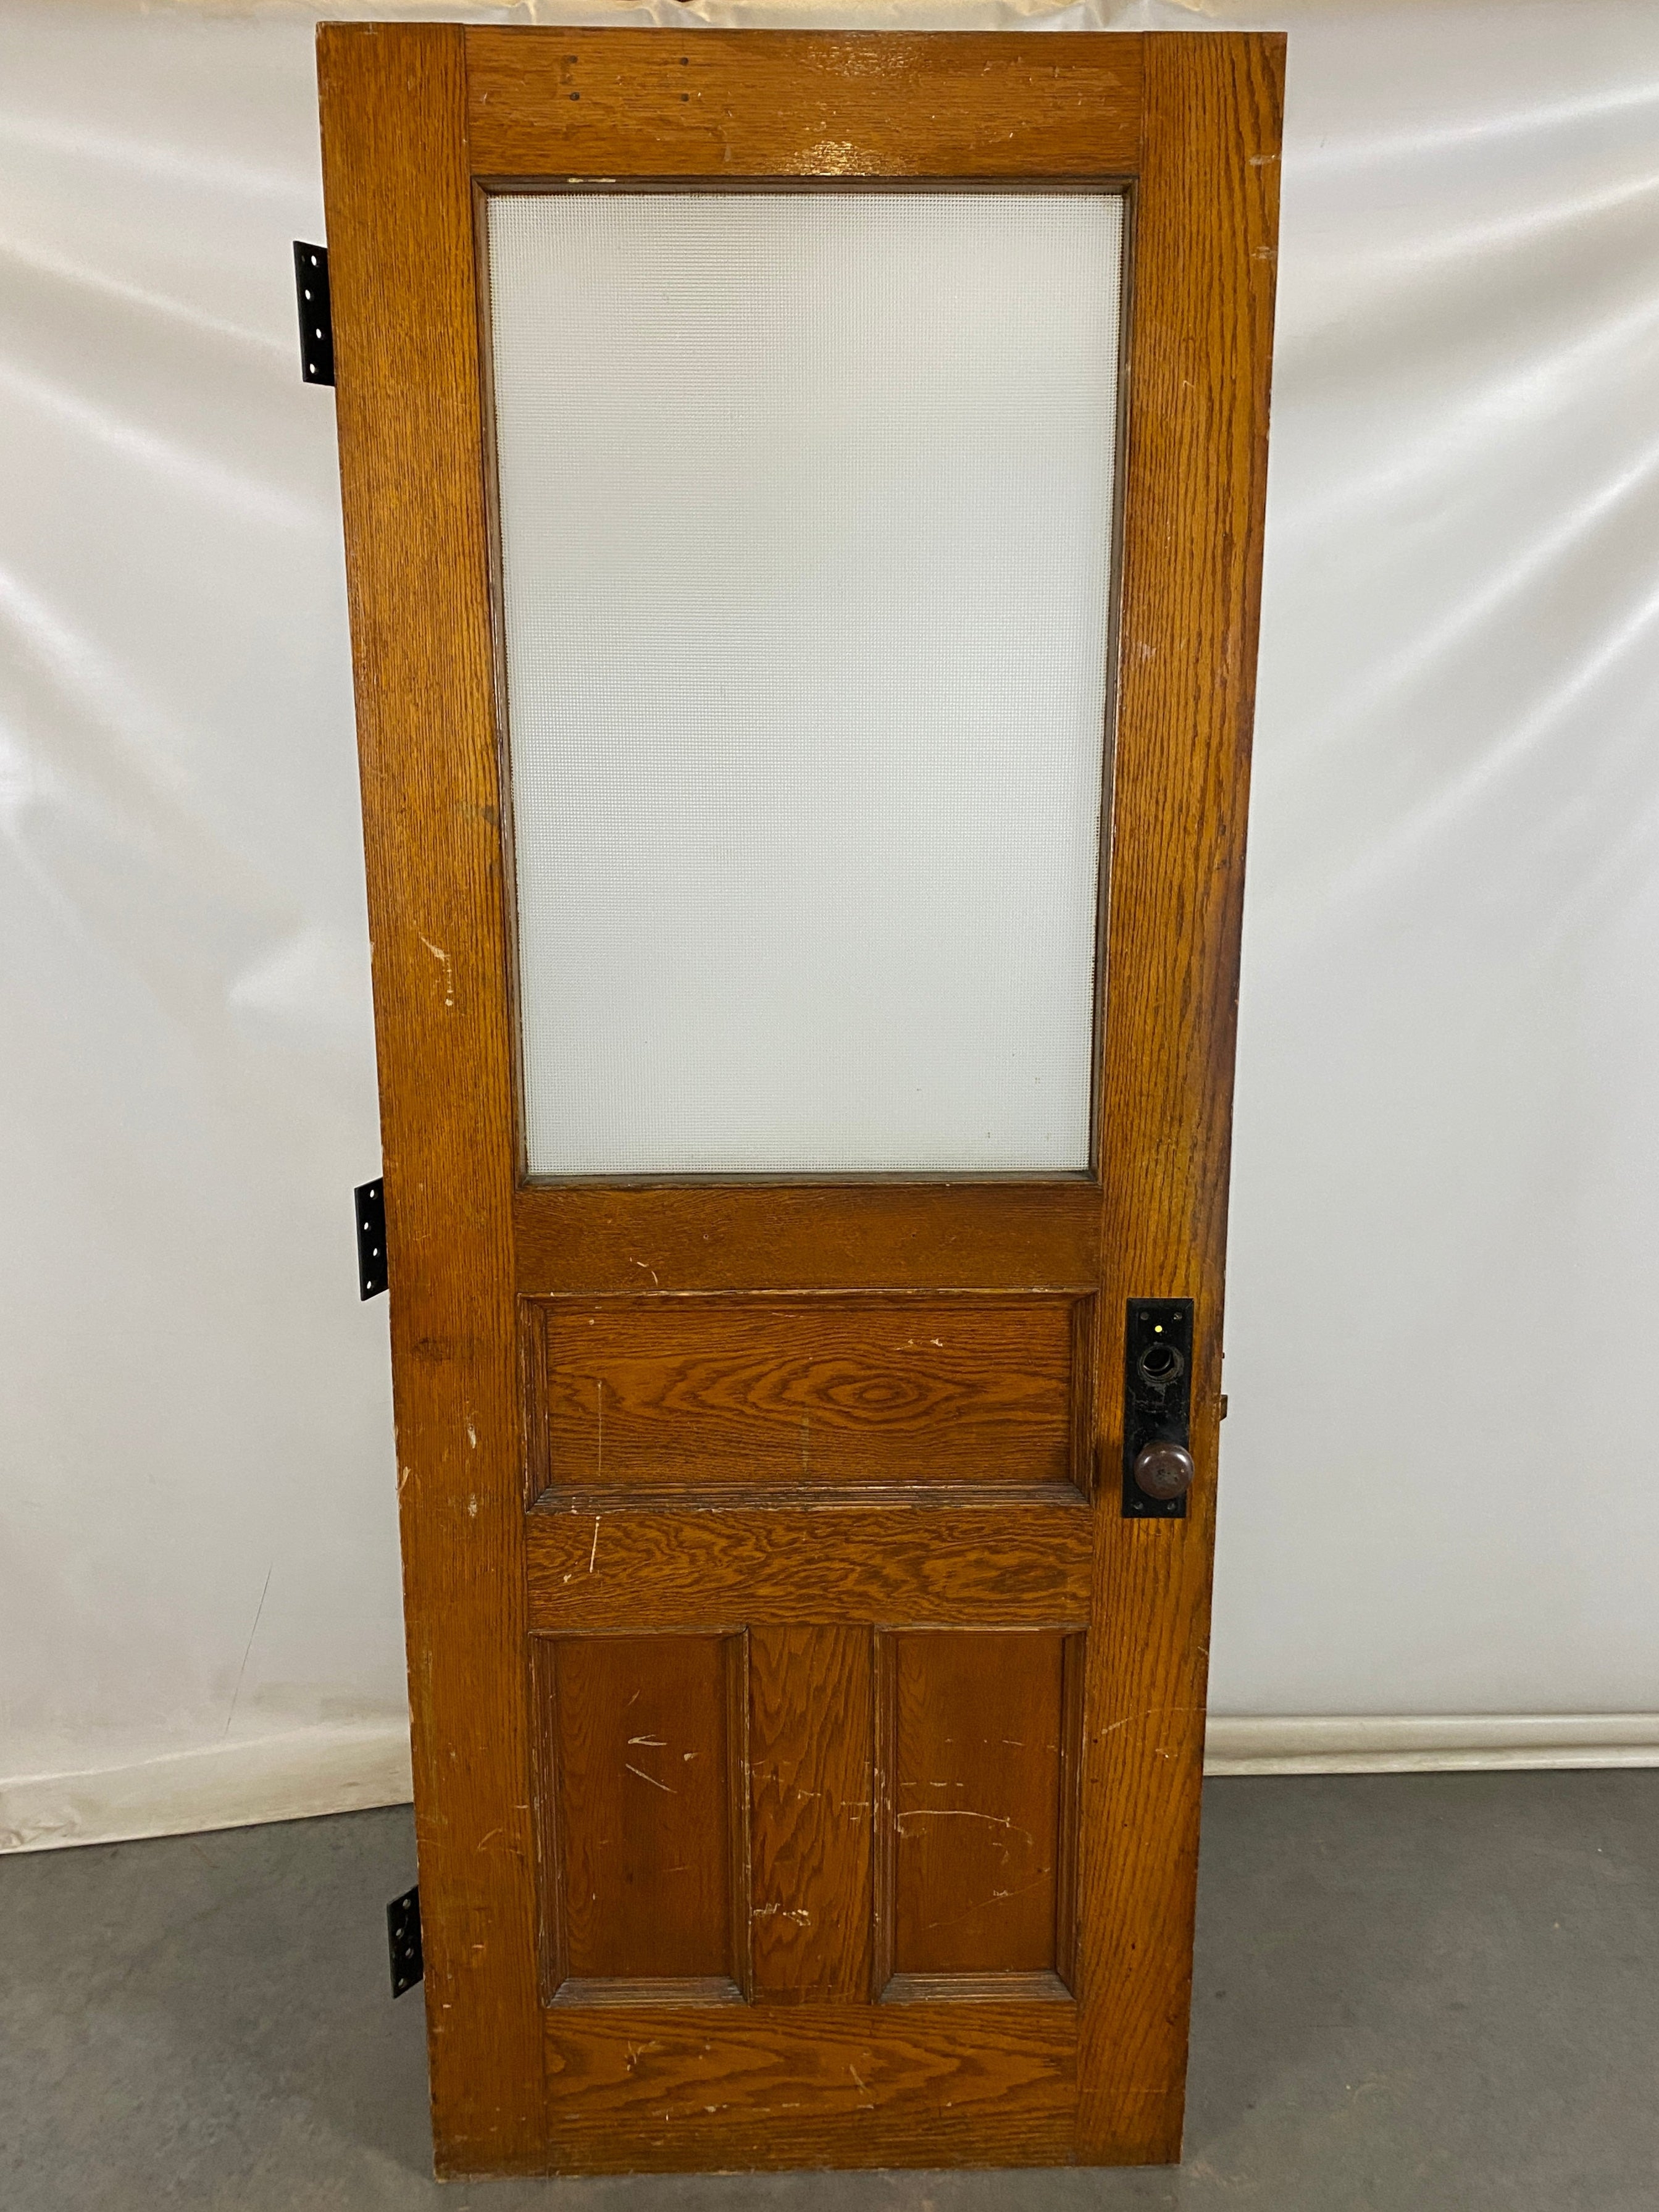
[318,25,1281,2179]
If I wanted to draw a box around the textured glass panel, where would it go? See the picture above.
[488,191,1121,1176]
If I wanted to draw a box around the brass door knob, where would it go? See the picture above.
[1132,1439,1195,1502]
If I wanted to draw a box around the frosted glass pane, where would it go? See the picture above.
[488,191,1121,1176]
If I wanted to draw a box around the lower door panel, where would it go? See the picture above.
[531,1615,1087,2171]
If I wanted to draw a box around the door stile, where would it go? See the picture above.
[1077,31,1284,2163]
[319,23,547,2177]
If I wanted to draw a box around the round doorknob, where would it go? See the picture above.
[1133,1439,1195,1502]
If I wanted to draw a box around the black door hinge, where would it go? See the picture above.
[387,1885,423,1998]
[354,1178,387,1300]
[293,241,334,386]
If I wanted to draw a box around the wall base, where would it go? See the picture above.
[0,1722,413,1853]
[1204,1713,1659,1775]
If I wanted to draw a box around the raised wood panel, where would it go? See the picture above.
[748,1626,874,2004]
[526,1497,1092,1632]
[543,1633,745,1990]
[537,1295,1079,1491]
[466,29,1142,181]
[513,1182,1102,1297]
[877,1630,1071,1987]
[541,2003,1076,2173]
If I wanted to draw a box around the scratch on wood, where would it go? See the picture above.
[1099,1703,1205,1743]
[624,1762,674,1793]
[895,1809,1034,1844]
[417,933,455,1007]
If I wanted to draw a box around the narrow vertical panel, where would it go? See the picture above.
[316,22,545,2176]
[551,1635,737,1991]
[1080,31,1284,2165]
[884,1631,1068,1989]
[748,1626,874,2003]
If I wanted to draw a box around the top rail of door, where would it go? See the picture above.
[464,31,1145,182]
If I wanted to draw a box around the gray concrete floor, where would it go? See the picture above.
[2,1772,1656,2210]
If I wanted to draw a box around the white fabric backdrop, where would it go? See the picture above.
[4,0,1658,1848]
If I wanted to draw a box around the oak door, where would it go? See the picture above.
[319,24,1281,2179]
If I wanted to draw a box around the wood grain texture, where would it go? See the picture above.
[323,21,1282,2179]
[541,2002,1076,2172]
[748,1625,874,2003]
[316,21,543,2177]
[526,1496,1092,1632]
[467,29,1140,180]
[886,1631,1066,1982]
[546,1635,738,1987]
[1077,31,1284,2166]
[538,1295,1078,1491]
[514,1181,1101,1297]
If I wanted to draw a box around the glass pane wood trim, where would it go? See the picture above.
[487,189,1124,1178]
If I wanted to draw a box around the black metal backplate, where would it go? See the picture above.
[293,241,334,386]
[1122,1297,1194,1520]
[354,1178,387,1301]
[387,1885,423,1998]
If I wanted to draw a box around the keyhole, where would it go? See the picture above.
[1137,1340,1185,1391]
